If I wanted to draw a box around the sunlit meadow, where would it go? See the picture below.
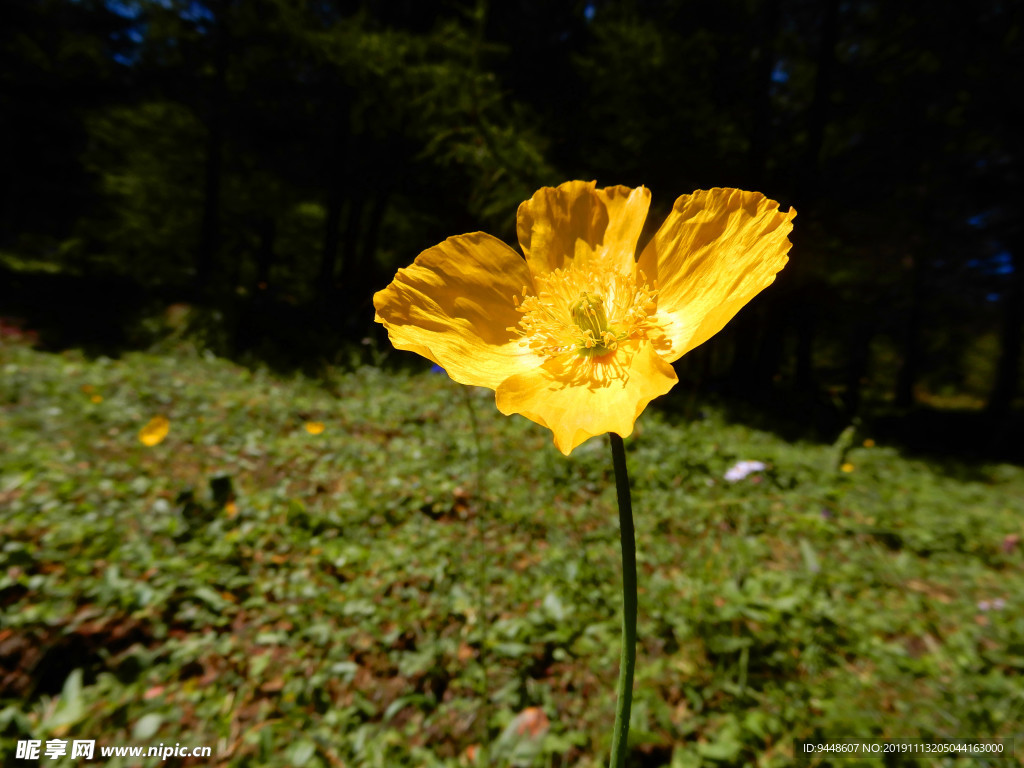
[1,334,1022,767]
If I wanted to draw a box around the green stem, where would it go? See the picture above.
[608,433,637,768]
[459,386,490,765]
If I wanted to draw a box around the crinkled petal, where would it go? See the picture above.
[638,188,795,362]
[494,339,678,455]
[373,233,542,389]
[517,181,651,277]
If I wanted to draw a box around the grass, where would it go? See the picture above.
[1,335,1022,767]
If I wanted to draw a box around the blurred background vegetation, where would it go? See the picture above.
[0,0,1021,452]
[3,3,1024,765]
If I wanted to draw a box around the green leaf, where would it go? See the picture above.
[46,669,86,730]
[542,591,567,621]
[133,712,163,740]
[193,586,229,609]
[799,538,821,574]
[287,739,317,766]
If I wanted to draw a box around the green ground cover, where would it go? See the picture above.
[1,338,1022,767]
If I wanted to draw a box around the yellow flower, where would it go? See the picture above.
[374,181,796,454]
[862,438,875,448]
[138,415,170,446]
[90,394,103,404]
[304,421,325,435]
[841,462,855,473]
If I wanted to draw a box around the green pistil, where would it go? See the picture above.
[570,292,615,356]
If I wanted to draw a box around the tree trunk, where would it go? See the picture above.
[336,192,366,323]
[732,0,784,394]
[255,215,275,291]
[792,295,816,393]
[986,247,1022,415]
[318,98,350,309]
[802,0,839,199]
[195,0,229,297]
[895,254,923,408]
[747,0,839,399]
[748,0,782,188]
[790,0,839,391]
[346,186,391,322]
[843,321,872,416]
[728,311,760,393]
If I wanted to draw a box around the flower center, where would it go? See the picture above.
[509,257,658,360]
[569,291,616,355]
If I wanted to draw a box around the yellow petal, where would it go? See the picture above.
[494,339,677,455]
[139,415,170,447]
[638,188,795,362]
[304,421,325,435]
[373,233,542,389]
[517,181,651,277]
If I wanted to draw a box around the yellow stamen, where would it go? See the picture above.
[510,258,658,360]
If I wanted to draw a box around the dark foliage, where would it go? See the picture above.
[0,0,1020,419]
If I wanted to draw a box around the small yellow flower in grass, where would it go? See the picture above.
[841,462,855,473]
[138,415,170,446]
[863,438,875,448]
[374,181,796,454]
[90,394,103,404]
[304,421,325,435]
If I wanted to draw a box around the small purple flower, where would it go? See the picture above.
[978,598,1005,612]
[724,460,767,482]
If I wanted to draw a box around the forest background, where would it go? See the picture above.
[1,0,1022,456]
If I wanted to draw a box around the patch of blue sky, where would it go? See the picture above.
[106,0,142,19]
[181,0,215,24]
[968,251,1015,276]
[968,210,996,228]
[107,1,147,66]
[106,0,209,24]
[104,0,173,16]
